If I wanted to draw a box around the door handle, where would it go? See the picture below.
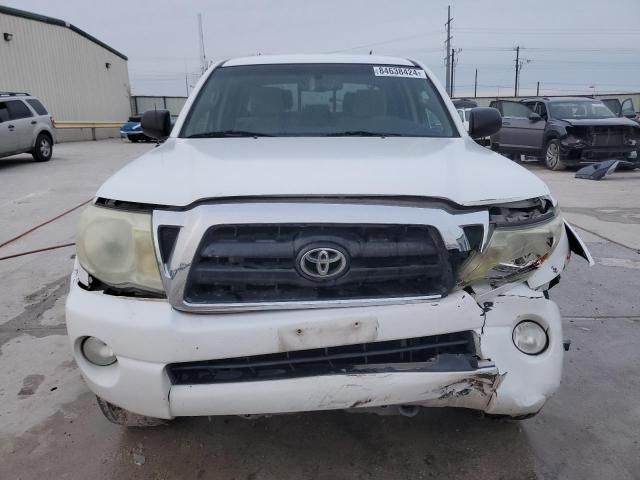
[502,121,511,126]
[31,120,37,125]
[8,124,15,128]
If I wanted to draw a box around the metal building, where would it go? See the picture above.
[0,5,130,141]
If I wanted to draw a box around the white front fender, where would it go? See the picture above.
[527,219,594,289]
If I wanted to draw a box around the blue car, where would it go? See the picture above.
[119,115,149,142]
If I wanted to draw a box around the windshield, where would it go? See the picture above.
[180,63,458,138]
[548,100,616,120]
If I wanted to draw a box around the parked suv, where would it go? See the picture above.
[66,55,592,427]
[0,92,55,162]
[490,97,640,170]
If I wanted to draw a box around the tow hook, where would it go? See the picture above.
[563,339,571,352]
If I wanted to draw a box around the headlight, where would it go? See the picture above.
[458,212,563,287]
[76,204,163,293]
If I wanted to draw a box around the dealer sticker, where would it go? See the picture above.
[373,66,427,78]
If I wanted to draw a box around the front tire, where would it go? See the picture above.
[544,139,565,171]
[32,133,53,162]
[96,396,168,427]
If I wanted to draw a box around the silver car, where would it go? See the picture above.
[0,92,56,162]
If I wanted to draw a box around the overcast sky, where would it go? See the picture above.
[5,0,640,97]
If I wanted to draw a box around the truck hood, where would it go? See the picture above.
[97,137,550,207]
[555,117,640,128]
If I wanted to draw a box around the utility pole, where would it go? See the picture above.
[514,46,520,97]
[444,6,453,96]
[449,48,456,97]
[513,46,531,97]
[450,48,461,98]
[474,69,478,98]
[185,73,189,96]
[198,13,208,75]
[536,81,540,96]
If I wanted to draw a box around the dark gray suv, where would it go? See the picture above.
[0,92,56,162]
[490,97,640,170]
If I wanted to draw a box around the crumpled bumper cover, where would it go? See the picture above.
[559,142,640,163]
[169,369,503,417]
[66,275,563,419]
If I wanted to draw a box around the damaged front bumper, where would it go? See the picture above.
[66,272,564,419]
[559,142,640,165]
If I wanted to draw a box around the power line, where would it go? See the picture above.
[454,28,640,36]
[326,33,441,53]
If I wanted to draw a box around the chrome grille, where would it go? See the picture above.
[184,224,456,305]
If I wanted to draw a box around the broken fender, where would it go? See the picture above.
[564,220,595,265]
[527,219,593,289]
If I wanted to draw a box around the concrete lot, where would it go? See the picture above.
[0,140,639,480]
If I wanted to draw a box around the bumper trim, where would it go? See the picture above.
[169,368,500,416]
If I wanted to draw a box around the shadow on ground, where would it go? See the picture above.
[4,397,536,480]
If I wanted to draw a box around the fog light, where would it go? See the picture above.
[81,337,117,366]
[512,321,548,355]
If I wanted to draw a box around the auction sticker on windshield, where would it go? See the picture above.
[373,66,427,78]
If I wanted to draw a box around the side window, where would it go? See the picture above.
[489,101,502,115]
[26,99,48,115]
[6,100,33,120]
[264,83,298,112]
[336,83,378,113]
[0,102,9,123]
[537,102,548,120]
[500,101,533,118]
[425,109,444,133]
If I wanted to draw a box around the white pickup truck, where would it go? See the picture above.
[66,55,592,426]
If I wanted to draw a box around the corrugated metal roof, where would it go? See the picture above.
[0,4,127,60]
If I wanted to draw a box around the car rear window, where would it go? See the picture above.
[6,100,33,119]
[26,99,48,115]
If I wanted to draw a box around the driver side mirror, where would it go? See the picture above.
[141,109,172,140]
[468,107,502,139]
[528,112,542,122]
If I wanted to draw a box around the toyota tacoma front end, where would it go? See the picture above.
[66,55,592,426]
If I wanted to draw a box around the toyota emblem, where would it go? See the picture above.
[297,246,348,280]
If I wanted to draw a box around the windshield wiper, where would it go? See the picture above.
[186,130,273,138]
[325,131,402,137]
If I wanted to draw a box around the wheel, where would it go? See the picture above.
[32,133,53,162]
[129,137,139,143]
[544,138,565,171]
[96,396,168,427]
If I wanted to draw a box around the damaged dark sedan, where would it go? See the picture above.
[490,97,640,170]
